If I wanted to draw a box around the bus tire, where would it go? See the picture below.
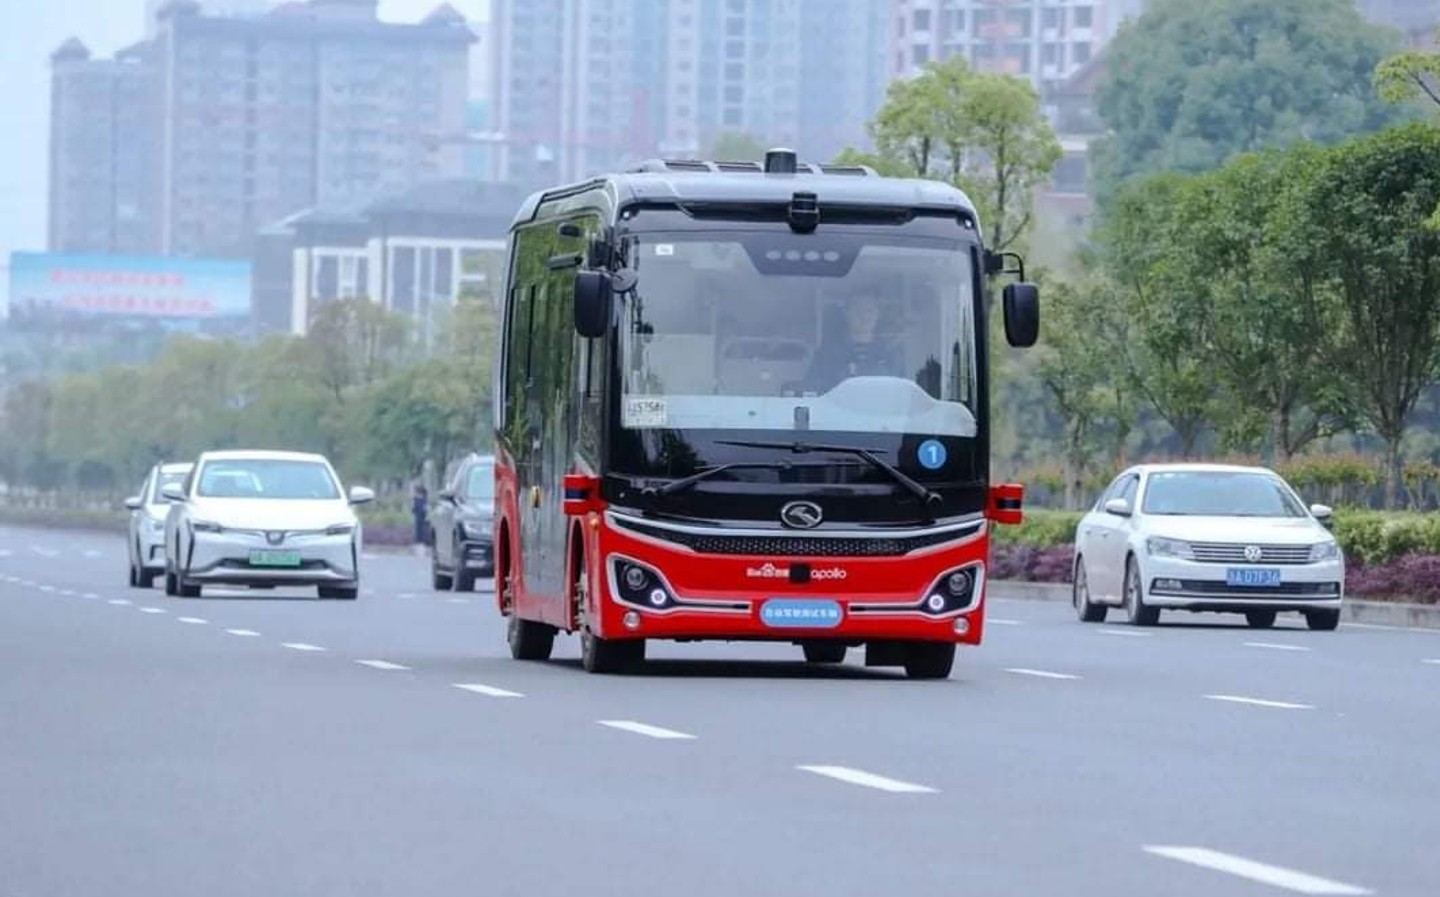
[802,642,847,664]
[581,627,643,674]
[903,642,956,680]
[508,612,555,661]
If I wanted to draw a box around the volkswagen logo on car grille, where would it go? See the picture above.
[266,531,287,545]
[779,501,823,530]
[1243,544,1263,563]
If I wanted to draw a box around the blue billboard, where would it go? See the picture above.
[6,252,251,330]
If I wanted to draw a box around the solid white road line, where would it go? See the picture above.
[453,683,524,698]
[797,765,938,794]
[1005,668,1081,680]
[1245,642,1311,652]
[597,720,697,740]
[138,607,167,614]
[356,659,410,671]
[225,629,261,637]
[1422,658,1440,665]
[177,617,208,625]
[1099,628,1152,637]
[987,618,1023,625]
[1205,694,1314,710]
[282,642,326,652]
[1143,846,1372,895]
[108,598,132,606]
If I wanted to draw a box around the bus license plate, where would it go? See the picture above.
[1227,568,1281,587]
[249,549,302,568]
[760,598,843,628]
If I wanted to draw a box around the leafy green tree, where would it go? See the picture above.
[1287,123,1440,507]
[1375,37,1440,227]
[1092,0,1405,202]
[1034,273,1113,508]
[839,57,1061,251]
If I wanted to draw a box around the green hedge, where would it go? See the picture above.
[996,509,1440,566]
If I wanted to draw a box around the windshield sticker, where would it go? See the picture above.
[655,243,675,256]
[917,439,948,470]
[624,397,669,427]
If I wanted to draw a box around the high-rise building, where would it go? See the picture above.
[145,0,271,37]
[51,0,474,259]
[47,39,162,254]
[491,0,888,188]
[888,0,1117,95]
[1357,0,1440,35]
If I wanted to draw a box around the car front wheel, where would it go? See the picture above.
[1305,608,1341,631]
[1124,557,1159,627]
[1073,558,1106,623]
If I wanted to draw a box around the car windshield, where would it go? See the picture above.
[464,464,494,501]
[151,471,190,504]
[195,459,340,500]
[1141,471,1307,518]
[616,229,979,437]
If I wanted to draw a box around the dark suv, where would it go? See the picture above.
[430,453,495,591]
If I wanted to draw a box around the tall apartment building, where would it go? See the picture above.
[492,0,889,189]
[1357,0,1440,35]
[47,39,163,255]
[889,0,1117,92]
[145,0,271,37]
[49,0,474,259]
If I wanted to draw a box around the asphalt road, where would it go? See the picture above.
[1,524,1437,897]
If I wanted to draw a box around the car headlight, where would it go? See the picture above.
[1310,541,1340,561]
[461,520,490,540]
[1146,537,1192,559]
[148,516,166,532]
[325,523,355,536]
[191,520,223,534]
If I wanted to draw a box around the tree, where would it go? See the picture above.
[1092,0,1406,202]
[1375,37,1440,228]
[844,57,1061,251]
[1034,273,1114,508]
[1169,147,1346,462]
[1289,123,1440,507]
[1098,173,1219,458]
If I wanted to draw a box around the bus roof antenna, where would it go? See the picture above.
[764,148,798,174]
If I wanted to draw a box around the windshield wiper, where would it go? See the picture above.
[715,439,943,517]
[642,462,797,497]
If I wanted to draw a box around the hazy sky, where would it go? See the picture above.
[0,0,491,269]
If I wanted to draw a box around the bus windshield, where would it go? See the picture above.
[616,228,979,438]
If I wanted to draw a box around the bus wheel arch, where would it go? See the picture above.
[566,522,586,633]
[496,518,513,615]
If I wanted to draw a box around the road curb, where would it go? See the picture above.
[988,579,1440,631]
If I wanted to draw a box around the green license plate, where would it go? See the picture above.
[249,549,302,568]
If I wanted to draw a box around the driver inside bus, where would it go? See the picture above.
[802,287,906,391]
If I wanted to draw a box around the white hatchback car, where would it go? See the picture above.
[125,461,193,588]
[161,450,374,599]
[1071,463,1344,630]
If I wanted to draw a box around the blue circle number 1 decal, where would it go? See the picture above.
[917,439,947,470]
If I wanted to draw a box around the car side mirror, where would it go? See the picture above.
[574,271,614,339]
[1002,282,1039,348]
[438,488,457,503]
[161,484,186,502]
[1310,503,1334,527]
[124,495,143,511]
[348,486,375,505]
[1104,497,1132,517]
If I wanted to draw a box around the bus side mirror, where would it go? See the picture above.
[574,271,613,339]
[1002,282,1039,348]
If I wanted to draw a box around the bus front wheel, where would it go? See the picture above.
[581,627,645,674]
[904,642,956,680]
[508,612,556,661]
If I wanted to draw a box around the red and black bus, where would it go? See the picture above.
[492,149,1037,678]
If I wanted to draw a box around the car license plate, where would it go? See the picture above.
[760,598,843,628]
[1227,567,1281,587]
[249,549,302,568]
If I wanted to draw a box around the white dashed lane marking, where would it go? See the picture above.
[356,660,410,671]
[597,720,696,740]
[138,607,167,614]
[282,642,326,652]
[1098,628,1152,637]
[987,618,1022,625]
[226,629,261,637]
[1205,694,1314,711]
[39,586,55,593]
[797,765,938,794]
[177,617,208,625]
[1245,642,1311,652]
[1005,668,1081,680]
[453,683,523,698]
[108,598,132,606]
[1143,846,1372,895]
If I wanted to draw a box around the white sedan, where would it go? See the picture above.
[1071,463,1344,630]
[124,461,193,588]
[161,450,374,599]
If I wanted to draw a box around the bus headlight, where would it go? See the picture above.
[921,564,981,615]
[613,558,675,610]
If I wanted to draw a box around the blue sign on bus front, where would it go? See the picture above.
[760,598,843,628]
